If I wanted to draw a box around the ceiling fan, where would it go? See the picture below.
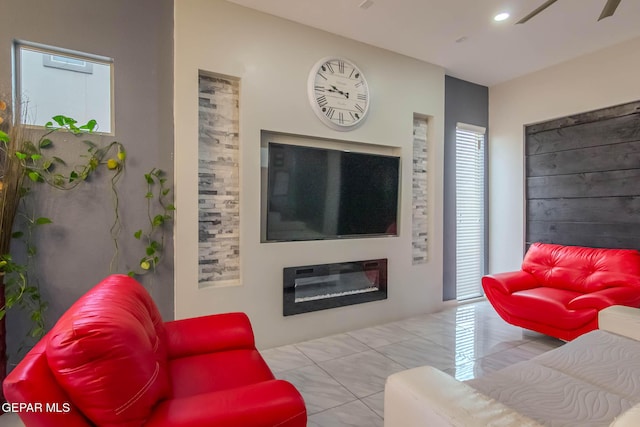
[517,0,622,24]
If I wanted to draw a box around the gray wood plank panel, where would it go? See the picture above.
[526,113,640,155]
[526,101,640,134]
[525,100,640,251]
[527,221,640,249]
[527,170,640,199]
[527,197,640,223]
[526,140,640,177]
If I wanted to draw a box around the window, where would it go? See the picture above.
[15,42,113,133]
[455,123,486,300]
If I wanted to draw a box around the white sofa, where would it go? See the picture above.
[384,305,640,427]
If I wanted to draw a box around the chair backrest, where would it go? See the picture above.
[3,274,171,426]
[522,242,640,293]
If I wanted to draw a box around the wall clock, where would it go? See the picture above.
[307,57,370,131]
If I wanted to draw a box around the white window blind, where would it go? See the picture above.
[455,123,486,300]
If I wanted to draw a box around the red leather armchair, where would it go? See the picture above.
[3,275,307,426]
[483,242,640,341]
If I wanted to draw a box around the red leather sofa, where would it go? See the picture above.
[3,275,307,426]
[482,242,640,341]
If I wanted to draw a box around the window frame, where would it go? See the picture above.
[13,40,115,134]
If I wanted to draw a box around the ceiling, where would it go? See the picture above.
[224,0,640,87]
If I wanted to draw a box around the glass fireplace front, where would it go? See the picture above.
[283,259,387,316]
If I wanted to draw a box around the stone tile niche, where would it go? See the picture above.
[197,72,240,287]
[412,115,429,264]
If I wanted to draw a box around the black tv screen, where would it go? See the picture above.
[265,143,400,242]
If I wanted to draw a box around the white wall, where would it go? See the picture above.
[489,36,640,273]
[174,0,446,348]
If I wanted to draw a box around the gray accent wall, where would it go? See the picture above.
[0,0,174,365]
[443,76,488,301]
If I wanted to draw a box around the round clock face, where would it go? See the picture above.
[307,57,370,130]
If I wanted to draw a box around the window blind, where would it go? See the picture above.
[455,124,486,300]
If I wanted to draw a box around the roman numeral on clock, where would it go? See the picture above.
[317,95,328,107]
[355,104,364,113]
[325,62,334,73]
[357,93,367,101]
[326,107,335,119]
[339,112,344,124]
[314,85,325,92]
[338,60,345,74]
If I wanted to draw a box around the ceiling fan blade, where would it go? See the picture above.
[516,0,559,24]
[598,0,622,20]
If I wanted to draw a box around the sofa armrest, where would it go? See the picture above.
[384,366,543,427]
[164,312,255,359]
[3,338,93,427]
[611,402,640,427]
[482,270,539,295]
[598,305,640,342]
[567,288,640,312]
[145,380,306,427]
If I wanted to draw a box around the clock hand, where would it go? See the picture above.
[328,85,350,99]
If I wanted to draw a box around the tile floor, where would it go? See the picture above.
[261,299,564,426]
[0,299,563,427]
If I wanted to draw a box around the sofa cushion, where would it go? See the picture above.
[511,288,596,329]
[46,275,170,426]
[521,243,640,293]
[169,348,275,399]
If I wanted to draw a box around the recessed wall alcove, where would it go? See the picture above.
[198,71,240,288]
[260,130,402,244]
[412,114,429,264]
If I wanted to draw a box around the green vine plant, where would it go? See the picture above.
[0,112,174,341]
[129,168,175,276]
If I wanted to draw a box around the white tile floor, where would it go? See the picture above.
[0,300,563,427]
[261,299,564,426]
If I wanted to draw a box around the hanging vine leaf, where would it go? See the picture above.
[78,119,97,132]
[152,215,164,227]
[28,171,41,182]
[52,156,66,165]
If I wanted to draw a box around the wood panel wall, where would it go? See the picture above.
[525,101,640,249]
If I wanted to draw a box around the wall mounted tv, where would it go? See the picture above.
[265,142,400,242]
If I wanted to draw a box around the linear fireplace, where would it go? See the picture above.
[283,259,387,316]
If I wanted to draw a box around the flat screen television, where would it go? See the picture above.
[265,142,400,242]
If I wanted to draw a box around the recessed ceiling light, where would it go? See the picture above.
[494,12,510,22]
